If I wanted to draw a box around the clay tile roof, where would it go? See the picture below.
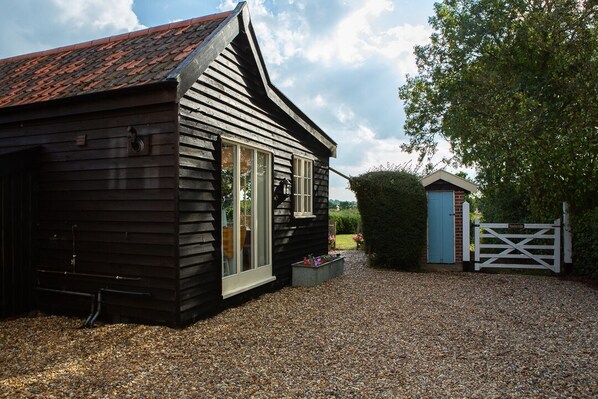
[0,12,231,108]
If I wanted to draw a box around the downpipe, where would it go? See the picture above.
[35,287,96,328]
[85,288,151,328]
[36,286,150,328]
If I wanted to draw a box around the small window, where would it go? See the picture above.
[293,156,313,217]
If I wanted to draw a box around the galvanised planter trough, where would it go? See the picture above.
[291,255,345,287]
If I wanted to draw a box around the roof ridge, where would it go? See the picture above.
[0,11,232,64]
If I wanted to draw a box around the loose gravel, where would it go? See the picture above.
[1,251,596,398]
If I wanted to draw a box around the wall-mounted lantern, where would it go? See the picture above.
[274,178,292,206]
[127,126,150,156]
[281,178,291,198]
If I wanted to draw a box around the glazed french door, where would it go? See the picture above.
[221,142,273,297]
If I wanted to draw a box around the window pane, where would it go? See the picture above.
[222,143,236,277]
[292,157,315,216]
[257,152,269,267]
[240,147,253,272]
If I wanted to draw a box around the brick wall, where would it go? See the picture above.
[454,190,465,263]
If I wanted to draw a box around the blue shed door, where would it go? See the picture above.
[428,191,455,263]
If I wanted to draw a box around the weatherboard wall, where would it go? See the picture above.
[177,36,330,324]
[0,87,182,324]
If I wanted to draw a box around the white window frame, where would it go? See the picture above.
[221,140,275,299]
[293,156,313,217]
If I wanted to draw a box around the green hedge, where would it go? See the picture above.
[329,209,361,234]
[350,171,427,270]
[572,207,598,279]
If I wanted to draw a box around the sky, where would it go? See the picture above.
[0,0,467,201]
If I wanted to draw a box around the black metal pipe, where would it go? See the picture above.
[83,293,98,328]
[37,269,141,281]
[35,287,96,328]
[36,286,150,328]
[35,286,94,298]
[100,288,151,296]
[86,288,151,328]
[87,291,103,327]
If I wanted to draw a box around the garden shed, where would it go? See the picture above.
[0,2,336,326]
[421,170,477,266]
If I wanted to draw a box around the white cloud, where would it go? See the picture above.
[219,0,308,65]
[329,125,469,201]
[372,24,432,76]
[51,0,144,31]
[218,0,239,12]
[304,1,431,76]
[336,125,416,176]
[335,104,355,124]
[313,94,327,108]
[0,0,143,58]
[278,77,295,88]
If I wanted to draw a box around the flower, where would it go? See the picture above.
[352,233,364,249]
[302,254,339,267]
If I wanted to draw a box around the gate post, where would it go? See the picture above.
[462,201,470,270]
[474,220,480,271]
[554,218,561,274]
[563,202,573,274]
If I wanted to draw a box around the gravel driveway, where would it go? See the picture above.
[1,251,596,398]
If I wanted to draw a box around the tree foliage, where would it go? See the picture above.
[399,0,598,220]
[572,207,598,278]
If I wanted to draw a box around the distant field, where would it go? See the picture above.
[335,234,357,250]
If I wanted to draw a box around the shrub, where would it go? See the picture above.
[350,171,427,270]
[329,209,361,234]
[572,207,598,279]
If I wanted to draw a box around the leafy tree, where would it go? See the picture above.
[477,181,530,222]
[399,0,598,220]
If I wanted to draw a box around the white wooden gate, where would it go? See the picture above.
[474,220,561,273]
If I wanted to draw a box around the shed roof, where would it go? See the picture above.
[0,2,336,156]
[421,169,478,193]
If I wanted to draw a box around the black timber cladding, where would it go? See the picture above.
[177,35,330,324]
[1,148,40,318]
[0,86,181,324]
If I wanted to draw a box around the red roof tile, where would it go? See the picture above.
[0,12,231,108]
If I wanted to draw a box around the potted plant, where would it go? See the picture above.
[352,233,364,250]
[291,254,345,286]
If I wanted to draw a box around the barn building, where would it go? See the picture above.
[0,3,336,326]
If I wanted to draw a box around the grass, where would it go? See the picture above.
[335,234,357,250]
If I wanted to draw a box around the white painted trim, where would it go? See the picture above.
[421,170,478,193]
[222,276,276,299]
[293,156,313,217]
[473,220,561,273]
[451,191,456,263]
[221,141,274,296]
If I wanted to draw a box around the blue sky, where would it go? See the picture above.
[0,0,465,200]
